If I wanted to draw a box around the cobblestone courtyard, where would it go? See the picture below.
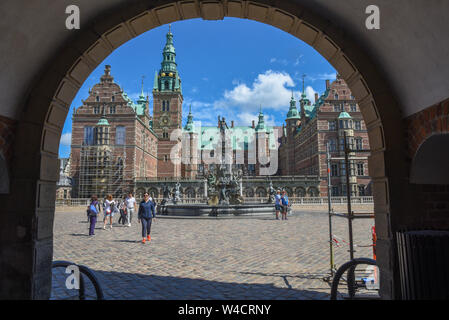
[52,209,375,300]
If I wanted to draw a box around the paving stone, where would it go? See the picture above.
[51,210,374,300]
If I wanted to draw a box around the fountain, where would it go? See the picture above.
[159,166,276,217]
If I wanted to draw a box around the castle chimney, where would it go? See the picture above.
[231,120,234,128]
[315,93,319,102]
[326,79,330,90]
[252,120,255,128]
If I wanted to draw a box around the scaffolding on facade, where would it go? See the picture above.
[77,144,133,199]
[325,132,378,299]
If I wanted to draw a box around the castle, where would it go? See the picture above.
[65,27,371,200]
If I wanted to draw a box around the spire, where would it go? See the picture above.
[287,92,300,120]
[255,106,267,132]
[301,74,307,99]
[184,104,194,132]
[154,26,182,94]
[139,76,145,100]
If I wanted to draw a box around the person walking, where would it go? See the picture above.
[281,190,290,220]
[274,190,282,220]
[87,195,101,236]
[118,197,127,226]
[103,194,115,230]
[124,192,137,227]
[138,192,156,244]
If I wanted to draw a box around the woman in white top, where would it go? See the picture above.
[103,194,115,230]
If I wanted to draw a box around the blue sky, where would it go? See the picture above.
[59,17,336,158]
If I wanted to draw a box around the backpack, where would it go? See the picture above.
[88,203,98,217]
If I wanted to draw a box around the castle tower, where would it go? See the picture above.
[153,25,183,177]
[337,111,357,196]
[285,93,301,175]
[255,107,270,176]
[182,105,198,178]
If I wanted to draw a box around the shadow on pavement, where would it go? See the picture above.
[51,269,331,300]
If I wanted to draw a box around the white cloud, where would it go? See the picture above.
[308,72,337,82]
[216,70,296,112]
[236,111,277,127]
[183,71,319,127]
[60,133,72,146]
[305,86,318,102]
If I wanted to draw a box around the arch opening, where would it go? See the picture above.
[5,0,407,300]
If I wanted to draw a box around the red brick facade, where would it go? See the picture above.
[279,76,372,196]
[70,66,158,198]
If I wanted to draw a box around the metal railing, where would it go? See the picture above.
[56,196,373,207]
[52,260,104,300]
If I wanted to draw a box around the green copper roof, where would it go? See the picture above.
[338,111,352,119]
[255,108,269,132]
[97,117,109,126]
[184,105,195,132]
[286,94,301,120]
[181,125,276,151]
[153,26,182,94]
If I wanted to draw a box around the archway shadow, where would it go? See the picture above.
[51,269,331,300]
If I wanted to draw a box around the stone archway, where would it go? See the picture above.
[4,0,407,299]
[307,186,319,197]
[135,187,146,199]
[184,187,196,198]
[255,186,267,198]
[295,187,306,198]
[243,187,254,197]
[148,187,159,199]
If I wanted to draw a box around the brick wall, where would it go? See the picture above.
[405,98,449,159]
[404,98,449,229]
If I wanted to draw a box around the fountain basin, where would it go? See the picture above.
[159,203,275,217]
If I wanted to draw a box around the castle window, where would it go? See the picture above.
[83,126,94,145]
[358,185,366,196]
[166,100,170,111]
[357,163,365,176]
[163,131,169,139]
[164,155,169,162]
[332,186,339,196]
[328,121,336,131]
[350,104,357,112]
[355,138,363,150]
[334,94,339,100]
[96,96,100,102]
[110,105,116,114]
[354,120,361,130]
[340,162,346,176]
[116,126,126,145]
[112,96,115,102]
[94,106,100,114]
[165,81,169,90]
[329,139,337,152]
